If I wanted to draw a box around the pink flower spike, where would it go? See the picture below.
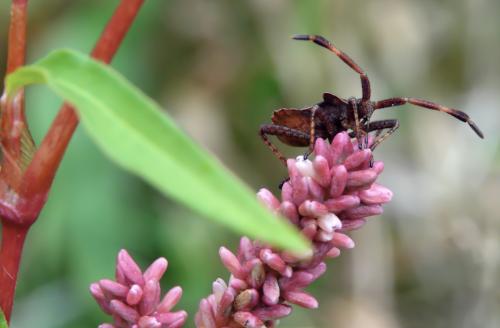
[219,247,245,279]
[126,284,143,306]
[196,136,392,327]
[282,291,318,309]
[143,257,168,282]
[257,188,281,212]
[359,183,393,204]
[91,250,185,327]
[331,232,355,249]
[118,249,145,286]
[157,286,183,313]
[98,324,115,328]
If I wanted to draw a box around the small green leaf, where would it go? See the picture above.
[0,309,7,328]
[6,49,309,252]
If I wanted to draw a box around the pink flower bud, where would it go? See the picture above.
[253,304,292,321]
[359,183,393,204]
[262,274,280,305]
[325,195,360,213]
[99,279,129,299]
[234,311,264,328]
[317,213,341,233]
[312,155,331,187]
[340,219,367,231]
[329,165,348,197]
[137,316,161,328]
[110,300,140,323]
[143,257,168,282]
[228,277,247,291]
[118,250,144,286]
[260,249,287,275]
[157,286,183,313]
[234,289,259,311]
[298,200,328,217]
[279,201,299,224]
[257,188,281,212]
[126,284,143,305]
[331,232,355,249]
[326,247,341,258]
[247,259,265,288]
[156,311,188,328]
[346,169,378,189]
[341,204,383,220]
[283,291,318,309]
[140,280,160,316]
[313,138,333,166]
[219,247,244,279]
[344,149,372,170]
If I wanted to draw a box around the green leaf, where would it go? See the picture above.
[0,309,7,328]
[6,49,309,252]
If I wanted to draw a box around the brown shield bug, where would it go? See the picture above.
[259,35,484,166]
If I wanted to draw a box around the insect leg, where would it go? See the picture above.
[373,97,484,138]
[348,98,364,149]
[293,34,372,101]
[306,106,319,159]
[259,124,310,166]
[363,119,400,151]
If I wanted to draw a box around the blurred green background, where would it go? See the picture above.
[1,0,499,327]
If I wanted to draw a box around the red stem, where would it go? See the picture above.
[0,0,29,321]
[0,222,28,322]
[19,0,145,199]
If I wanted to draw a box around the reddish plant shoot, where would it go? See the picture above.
[0,0,145,322]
